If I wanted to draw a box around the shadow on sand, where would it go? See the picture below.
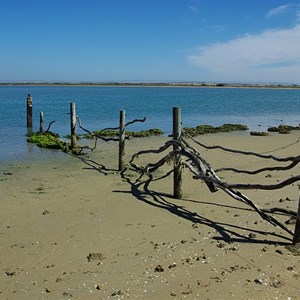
[114,169,292,246]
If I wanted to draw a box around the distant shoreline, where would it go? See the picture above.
[1,82,300,89]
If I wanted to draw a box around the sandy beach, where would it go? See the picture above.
[1,132,300,299]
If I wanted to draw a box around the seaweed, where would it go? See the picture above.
[267,124,300,134]
[89,128,164,138]
[250,131,269,136]
[183,123,248,137]
[27,132,76,153]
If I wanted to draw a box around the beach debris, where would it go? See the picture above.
[111,290,123,296]
[62,292,73,297]
[250,131,269,136]
[279,197,292,202]
[285,217,297,225]
[154,265,164,272]
[168,262,177,269]
[5,271,15,277]
[269,277,284,288]
[87,252,105,262]
[248,233,257,239]
[254,278,263,284]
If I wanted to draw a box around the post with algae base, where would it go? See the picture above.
[70,102,77,149]
[173,107,183,199]
[119,110,126,172]
[26,94,33,129]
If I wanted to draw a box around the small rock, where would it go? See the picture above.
[111,290,122,296]
[285,217,296,225]
[87,252,105,262]
[248,233,257,239]
[154,265,164,272]
[254,278,263,284]
[5,271,15,277]
[168,262,177,269]
[216,242,226,248]
[270,279,283,288]
[275,249,284,255]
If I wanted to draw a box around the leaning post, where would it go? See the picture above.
[39,112,44,133]
[119,110,126,172]
[70,102,77,149]
[173,107,183,199]
[26,94,33,129]
[292,192,300,244]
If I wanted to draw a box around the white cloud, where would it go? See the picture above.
[187,25,300,83]
[267,4,290,18]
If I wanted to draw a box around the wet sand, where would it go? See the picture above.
[1,132,300,299]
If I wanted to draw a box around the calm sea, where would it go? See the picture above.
[1,85,300,163]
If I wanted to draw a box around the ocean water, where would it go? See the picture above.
[1,85,300,163]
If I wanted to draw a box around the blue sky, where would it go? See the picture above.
[1,0,300,83]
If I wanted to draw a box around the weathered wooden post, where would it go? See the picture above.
[292,193,300,244]
[39,112,44,133]
[173,107,183,199]
[119,110,126,172]
[70,102,76,149]
[26,94,33,128]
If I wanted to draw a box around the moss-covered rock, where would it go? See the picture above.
[92,128,164,138]
[183,123,248,137]
[27,132,79,153]
[267,124,300,134]
[250,131,269,136]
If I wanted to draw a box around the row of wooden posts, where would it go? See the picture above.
[26,95,183,199]
[26,94,300,244]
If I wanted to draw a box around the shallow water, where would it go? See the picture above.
[1,85,300,163]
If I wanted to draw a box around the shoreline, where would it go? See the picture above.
[1,129,298,166]
[1,82,300,90]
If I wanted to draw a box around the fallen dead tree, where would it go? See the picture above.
[128,134,300,239]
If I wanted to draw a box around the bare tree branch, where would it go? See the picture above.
[185,133,299,162]
[45,121,56,133]
[128,137,298,236]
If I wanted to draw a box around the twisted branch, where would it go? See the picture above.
[129,138,298,236]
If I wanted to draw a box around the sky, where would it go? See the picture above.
[1,0,300,84]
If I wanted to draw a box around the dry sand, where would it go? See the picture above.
[1,132,300,300]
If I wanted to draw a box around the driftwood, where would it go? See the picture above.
[128,137,297,236]
[45,121,56,133]
[76,116,147,152]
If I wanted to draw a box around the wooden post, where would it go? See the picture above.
[173,107,183,199]
[70,102,76,149]
[39,112,44,133]
[119,110,126,172]
[26,94,33,128]
[293,193,300,244]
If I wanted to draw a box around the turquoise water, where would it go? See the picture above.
[1,85,300,162]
